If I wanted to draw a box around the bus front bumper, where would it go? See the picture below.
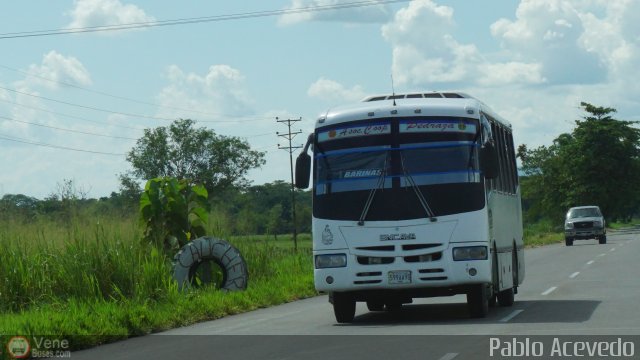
[314,244,491,293]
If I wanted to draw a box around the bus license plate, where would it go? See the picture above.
[388,270,411,284]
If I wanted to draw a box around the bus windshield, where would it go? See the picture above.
[313,117,485,221]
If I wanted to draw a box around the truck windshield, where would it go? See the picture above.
[313,117,485,221]
[568,208,601,219]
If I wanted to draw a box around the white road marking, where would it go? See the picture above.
[438,353,459,360]
[569,272,580,279]
[610,248,616,252]
[598,253,606,257]
[587,260,594,265]
[500,310,524,323]
[541,286,557,296]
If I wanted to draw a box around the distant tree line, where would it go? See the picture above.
[0,180,312,236]
[518,102,640,225]
[1,118,312,236]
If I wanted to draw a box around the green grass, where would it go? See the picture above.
[523,219,564,247]
[2,212,612,353]
[0,215,316,352]
[606,219,640,230]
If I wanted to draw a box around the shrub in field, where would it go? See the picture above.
[139,177,209,254]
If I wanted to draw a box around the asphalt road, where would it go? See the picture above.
[71,228,640,360]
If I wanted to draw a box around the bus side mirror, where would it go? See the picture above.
[295,153,311,189]
[480,142,499,179]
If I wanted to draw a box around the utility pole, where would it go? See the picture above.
[277,117,303,250]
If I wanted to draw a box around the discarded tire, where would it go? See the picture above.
[173,236,248,291]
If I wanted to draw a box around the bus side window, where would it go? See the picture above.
[490,121,499,191]
[501,128,512,194]
[496,125,506,192]
[507,132,518,190]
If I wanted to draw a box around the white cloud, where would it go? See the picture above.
[381,0,491,87]
[477,62,546,87]
[156,64,255,123]
[379,0,640,154]
[278,0,392,26]
[307,77,367,103]
[490,0,606,85]
[382,0,639,89]
[26,51,92,90]
[67,0,155,30]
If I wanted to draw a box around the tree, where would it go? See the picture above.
[122,119,266,194]
[518,102,640,224]
[0,194,39,220]
[139,177,209,254]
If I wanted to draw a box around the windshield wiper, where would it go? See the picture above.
[357,154,388,226]
[400,152,437,222]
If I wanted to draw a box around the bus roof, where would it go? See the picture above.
[315,91,511,130]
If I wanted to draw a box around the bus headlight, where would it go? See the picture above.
[593,220,603,227]
[565,222,574,229]
[453,246,487,261]
[315,254,347,268]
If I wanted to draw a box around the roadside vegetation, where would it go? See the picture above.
[518,102,640,246]
[0,210,315,348]
[2,103,640,350]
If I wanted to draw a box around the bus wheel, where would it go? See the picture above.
[333,292,356,323]
[366,300,385,312]
[497,288,514,306]
[599,235,607,244]
[498,248,517,307]
[385,301,402,312]
[489,245,498,308]
[467,284,489,318]
[565,237,574,246]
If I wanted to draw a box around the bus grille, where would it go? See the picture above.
[404,252,443,263]
[354,280,382,285]
[418,268,447,281]
[357,256,395,265]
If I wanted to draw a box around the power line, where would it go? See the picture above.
[0,97,146,131]
[0,64,273,120]
[0,85,270,124]
[0,85,174,122]
[0,133,125,156]
[0,114,137,140]
[0,1,409,40]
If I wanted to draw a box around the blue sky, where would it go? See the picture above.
[1,0,639,198]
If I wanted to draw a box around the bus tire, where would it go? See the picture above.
[489,245,498,308]
[385,301,402,312]
[366,300,385,312]
[467,284,489,318]
[173,236,248,291]
[497,288,514,307]
[565,237,573,246]
[599,235,607,244]
[332,292,356,323]
[498,246,516,307]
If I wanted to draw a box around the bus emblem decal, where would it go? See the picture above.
[322,225,334,245]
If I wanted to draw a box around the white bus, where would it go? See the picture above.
[295,91,524,323]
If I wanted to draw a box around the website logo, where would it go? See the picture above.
[6,336,31,359]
